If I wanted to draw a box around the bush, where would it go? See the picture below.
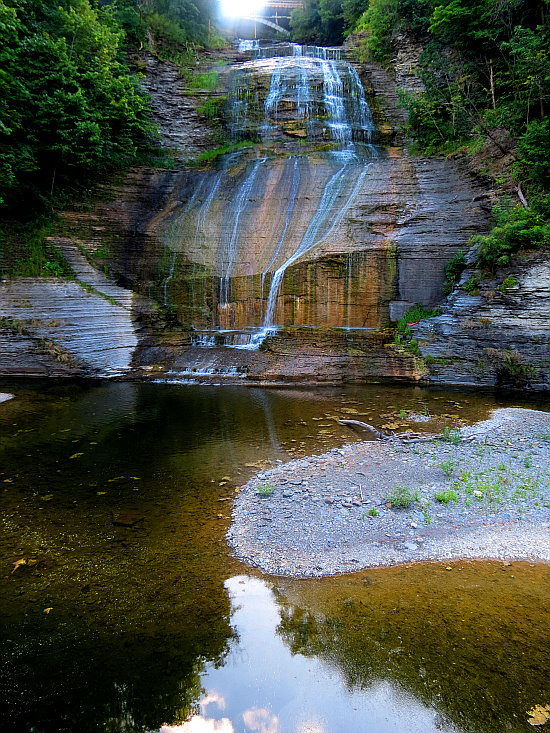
[434,489,458,504]
[354,0,399,64]
[443,250,466,293]
[396,304,440,336]
[385,485,419,508]
[474,204,550,271]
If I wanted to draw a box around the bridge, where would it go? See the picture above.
[243,0,304,35]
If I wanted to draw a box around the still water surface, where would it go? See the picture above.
[0,381,548,733]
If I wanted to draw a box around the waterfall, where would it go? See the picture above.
[194,172,222,249]
[237,39,260,52]
[260,156,301,309]
[162,178,209,305]
[219,158,265,306]
[263,157,372,327]
[172,43,380,351]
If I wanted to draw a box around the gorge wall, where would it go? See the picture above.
[1,41,547,389]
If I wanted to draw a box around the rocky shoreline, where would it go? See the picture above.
[227,407,550,576]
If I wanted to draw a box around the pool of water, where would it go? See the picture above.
[0,380,548,732]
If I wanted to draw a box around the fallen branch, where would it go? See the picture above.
[339,420,476,444]
[339,420,390,439]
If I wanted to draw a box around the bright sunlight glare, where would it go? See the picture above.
[219,0,266,18]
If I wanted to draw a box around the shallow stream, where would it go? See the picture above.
[0,381,548,732]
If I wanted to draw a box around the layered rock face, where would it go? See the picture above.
[0,241,138,378]
[8,40,541,388]
[413,254,550,391]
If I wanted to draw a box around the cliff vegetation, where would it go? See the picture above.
[292,0,549,272]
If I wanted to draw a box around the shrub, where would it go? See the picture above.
[443,250,466,293]
[473,205,550,271]
[462,273,482,294]
[442,426,462,444]
[499,275,518,292]
[435,489,458,504]
[396,304,440,336]
[439,459,455,477]
[385,485,419,508]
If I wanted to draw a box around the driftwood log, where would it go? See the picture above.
[339,419,475,443]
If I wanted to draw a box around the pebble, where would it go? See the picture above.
[229,408,550,577]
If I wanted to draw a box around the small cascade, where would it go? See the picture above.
[263,154,373,327]
[190,327,274,350]
[227,43,375,145]
[237,39,260,53]
[219,158,265,306]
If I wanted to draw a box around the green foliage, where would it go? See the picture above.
[473,204,550,271]
[355,0,399,64]
[439,459,455,477]
[462,273,481,294]
[256,482,276,496]
[197,97,226,120]
[291,3,323,44]
[514,119,550,190]
[499,275,517,292]
[434,489,458,504]
[291,0,345,44]
[485,348,538,387]
[142,0,220,51]
[385,485,419,508]
[442,426,462,444]
[186,71,218,90]
[0,220,73,277]
[443,250,466,293]
[193,141,255,165]
[367,506,379,516]
[396,304,440,336]
[0,0,153,217]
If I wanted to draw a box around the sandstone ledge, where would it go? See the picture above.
[227,408,550,577]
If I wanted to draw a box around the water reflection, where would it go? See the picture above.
[0,381,548,732]
[162,576,463,733]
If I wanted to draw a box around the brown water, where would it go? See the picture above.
[0,380,548,732]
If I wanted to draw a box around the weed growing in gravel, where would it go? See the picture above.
[439,459,455,477]
[434,489,458,504]
[367,507,379,517]
[256,482,276,496]
[386,486,419,509]
[524,454,533,468]
[442,426,462,444]
[451,466,543,506]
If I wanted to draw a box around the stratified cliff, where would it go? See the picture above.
[1,41,546,388]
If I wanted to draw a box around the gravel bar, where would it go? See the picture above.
[227,408,550,576]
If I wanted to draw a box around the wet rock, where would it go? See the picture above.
[112,511,145,527]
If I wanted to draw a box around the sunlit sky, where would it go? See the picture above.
[219,0,266,18]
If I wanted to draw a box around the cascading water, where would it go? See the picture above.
[163,42,379,356]
[263,156,372,327]
[219,157,265,306]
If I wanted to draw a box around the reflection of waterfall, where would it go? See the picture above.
[263,156,372,327]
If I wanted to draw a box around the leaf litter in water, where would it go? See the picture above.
[527,704,550,726]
